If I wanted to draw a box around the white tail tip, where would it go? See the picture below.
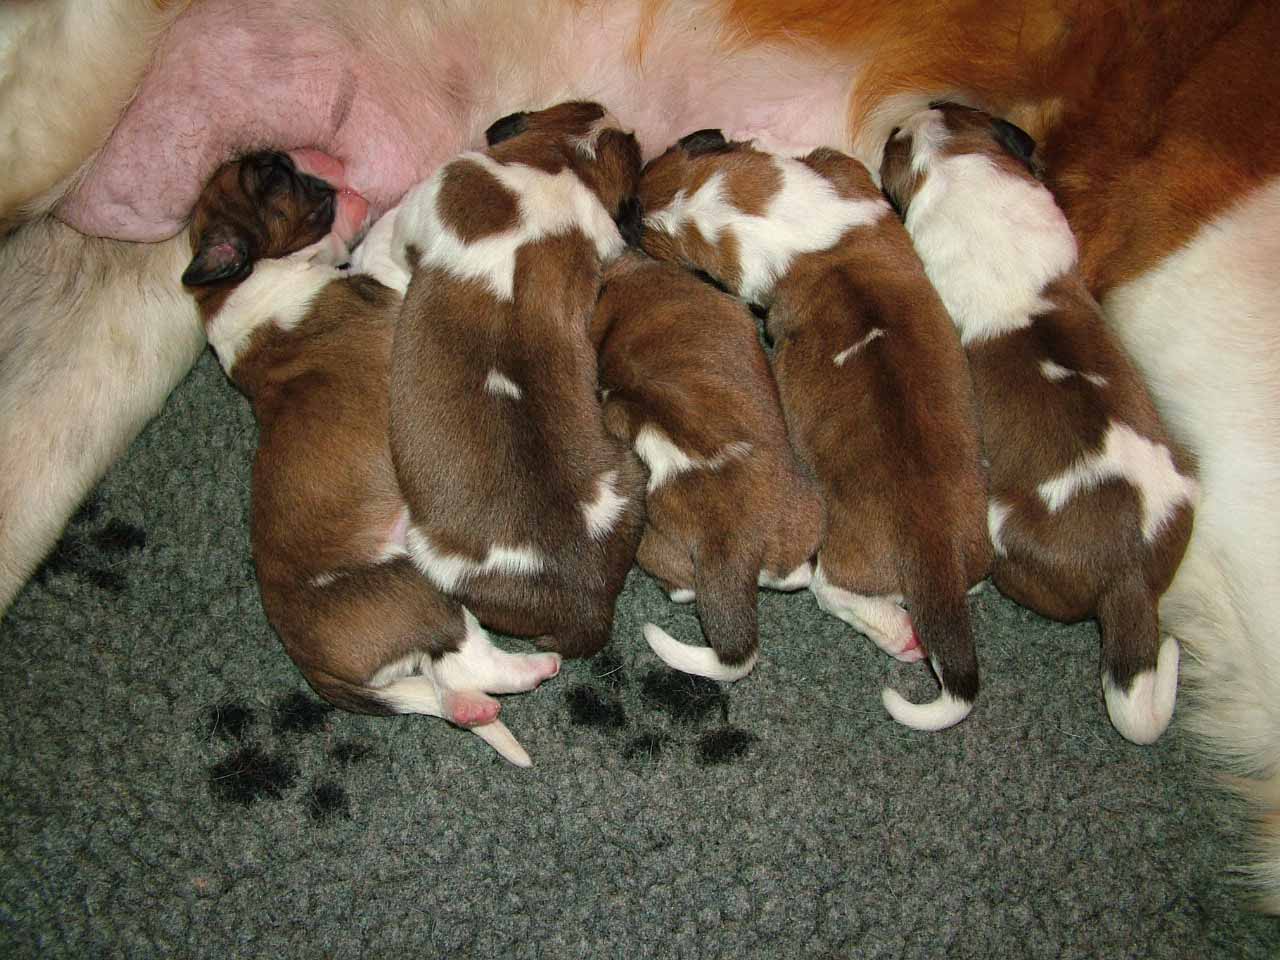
[469,719,533,767]
[882,685,973,732]
[1103,636,1180,745]
[642,623,757,682]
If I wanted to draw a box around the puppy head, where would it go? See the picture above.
[634,129,767,283]
[485,101,642,223]
[881,103,1041,215]
[183,151,339,287]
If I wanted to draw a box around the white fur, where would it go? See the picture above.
[1103,176,1280,901]
[1040,359,1108,388]
[582,470,627,541]
[833,327,885,366]
[882,654,974,732]
[484,369,523,400]
[1036,421,1198,543]
[633,424,752,492]
[759,562,813,591]
[395,152,625,302]
[810,562,921,662]
[669,588,696,604]
[987,499,1012,559]
[406,527,545,594]
[349,204,410,294]
[433,608,561,695]
[1103,636,1180,745]
[206,243,344,373]
[894,111,1077,346]
[644,156,887,303]
[643,622,758,682]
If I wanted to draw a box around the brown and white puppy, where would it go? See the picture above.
[590,249,823,681]
[389,102,646,660]
[182,152,561,766]
[639,131,991,729]
[881,104,1199,745]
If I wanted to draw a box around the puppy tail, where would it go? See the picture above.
[1098,576,1178,745]
[645,539,760,682]
[882,565,979,731]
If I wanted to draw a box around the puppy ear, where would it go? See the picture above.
[182,232,251,287]
[614,195,644,247]
[485,111,530,146]
[677,129,730,155]
[991,118,1039,172]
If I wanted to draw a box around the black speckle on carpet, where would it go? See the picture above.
[209,746,297,805]
[272,691,333,735]
[206,702,256,743]
[305,781,350,822]
[32,493,146,593]
[566,685,627,729]
[331,739,375,765]
[623,731,671,763]
[697,727,758,765]
[640,668,729,725]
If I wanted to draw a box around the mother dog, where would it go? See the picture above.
[3,0,1279,908]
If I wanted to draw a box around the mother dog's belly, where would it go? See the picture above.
[55,0,857,242]
[1103,176,1280,763]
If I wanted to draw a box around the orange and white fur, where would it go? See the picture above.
[880,104,1198,744]
[5,0,1280,905]
[591,249,823,681]
[183,157,559,767]
[638,131,991,728]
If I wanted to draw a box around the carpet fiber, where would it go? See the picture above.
[2,351,1277,958]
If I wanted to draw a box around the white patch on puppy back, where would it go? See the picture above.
[1036,421,1198,542]
[896,109,1077,346]
[834,327,885,366]
[485,369,523,400]
[645,156,887,303]
[1040,359,1108,388]
[206,242,341,373]
[396,151,624,302]
[406,526,545,593]
[582,470,628,540]
[633,424,752,492]
[987,499,1012,558]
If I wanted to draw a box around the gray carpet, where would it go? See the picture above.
[2,349,1277,959]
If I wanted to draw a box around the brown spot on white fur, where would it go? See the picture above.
[640,137,991,725]
[882,103,1197,744]
[390,102,646,659]
[592,251,823,681]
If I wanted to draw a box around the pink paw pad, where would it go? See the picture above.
[894,626,925,663]
[445,691,501,728]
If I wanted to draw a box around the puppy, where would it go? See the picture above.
[182,151,561,766]
[389,102,647,660]
[590,249,823,681]
[881,103,1198,744]
[638,131,991,730]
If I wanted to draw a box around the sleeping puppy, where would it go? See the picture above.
[881,103,1198,744]
[639,132,991,729]
[181,152,561,767]
[590,249,823,681]
[389,101,646,660]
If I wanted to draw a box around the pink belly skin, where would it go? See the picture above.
[57,1,857,242]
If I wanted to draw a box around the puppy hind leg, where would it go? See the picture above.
[810,562,923,662]
[1098,578,1179,745]
[636,524,696,602]
[431,607,562,694]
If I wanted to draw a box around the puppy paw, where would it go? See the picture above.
[443,690,502,728]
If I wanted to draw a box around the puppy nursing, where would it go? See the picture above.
[389,102,646,660]
[639,132,991,729]
[882,104,1198,744]
[591,251,823,681]
[182,151,560,766]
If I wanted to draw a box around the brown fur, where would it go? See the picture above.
[390,102,647,659]
[591,250,824,671]
[881,104,1196,731]
[639,138,991,710]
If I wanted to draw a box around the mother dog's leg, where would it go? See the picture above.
[0,219,202,616]
[1103,178,1280,908]
[0,0,187,227]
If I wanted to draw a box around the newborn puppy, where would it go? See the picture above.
[881,103,1198,744]
[389,101,647,660]
[182,155,560,767]
[639,132,991,729]
[591,250,824,681]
